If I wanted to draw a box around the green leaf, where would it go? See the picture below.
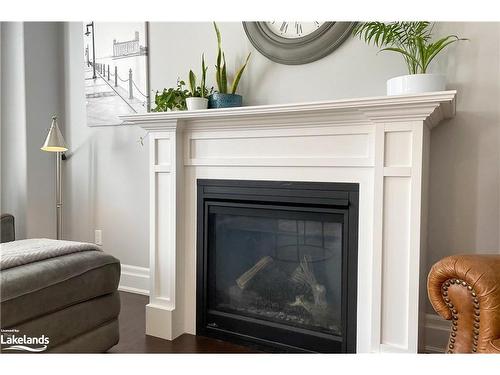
[201,54,207,98]
[189,70,197,96]
[221,53,227,94]
[214,22,223,92]
[230,53,251,94]
[422,35,466,72]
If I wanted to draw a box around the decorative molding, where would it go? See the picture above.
[118,264,150,296]
[121,90,456,131]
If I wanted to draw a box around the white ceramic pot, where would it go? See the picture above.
[186,97,209,110]
[386,74,446,96]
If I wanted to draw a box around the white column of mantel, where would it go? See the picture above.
[144,121,185,340]
[370,118,431,353]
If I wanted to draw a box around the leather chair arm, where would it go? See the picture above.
[428,254,500,353]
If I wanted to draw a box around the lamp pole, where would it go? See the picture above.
[56,152,63,240]
[41,116,68,240]
[85,22,96,79]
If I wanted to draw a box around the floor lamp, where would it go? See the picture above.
[41,115,68,240]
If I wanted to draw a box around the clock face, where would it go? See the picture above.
[266,21,325,39]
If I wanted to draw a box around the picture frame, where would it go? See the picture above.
[83,21,151,127]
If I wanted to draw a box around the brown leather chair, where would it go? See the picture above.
[428,255,500,353]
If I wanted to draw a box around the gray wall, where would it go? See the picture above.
[63,23,149,268]
[61,23,500,305]
[1,22,28,238]
[1,22,64,239]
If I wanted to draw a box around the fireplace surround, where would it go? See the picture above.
[196,179,359,352]
[122,91,456,352]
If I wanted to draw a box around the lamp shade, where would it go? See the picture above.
[41,116,68,152]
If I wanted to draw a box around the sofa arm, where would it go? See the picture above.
[1,214,15,243]
[428,254,500,353]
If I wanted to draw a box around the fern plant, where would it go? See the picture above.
[353,22,467,74]
[188,54,211,98]
[214,22,251,94]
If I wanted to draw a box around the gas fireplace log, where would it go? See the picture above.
[291,255,327,308]
[236,256,273,290]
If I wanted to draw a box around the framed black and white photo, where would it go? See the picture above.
[83,22,150,127]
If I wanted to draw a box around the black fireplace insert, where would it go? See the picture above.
[196,179,359,353]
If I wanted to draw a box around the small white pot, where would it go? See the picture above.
[186,97,209,110]
[386,74,446,96]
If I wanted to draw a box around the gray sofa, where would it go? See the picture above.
[0,214,121,353]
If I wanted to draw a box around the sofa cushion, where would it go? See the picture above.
[1,251,120,328]
[3,292,120,351]
[47,319,119,353]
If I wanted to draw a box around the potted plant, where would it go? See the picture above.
[186,54,212,110]
[152,79,190,111]
[353,22,467,95]
[209,22,251,108]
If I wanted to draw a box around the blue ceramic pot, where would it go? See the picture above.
[208,93,242,109]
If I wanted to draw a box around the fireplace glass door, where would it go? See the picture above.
[208,205,344,337]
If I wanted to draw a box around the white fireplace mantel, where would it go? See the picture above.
[121,91,456,353]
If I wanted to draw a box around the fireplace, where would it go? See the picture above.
[124,91,456,352]
[196,179,359,353]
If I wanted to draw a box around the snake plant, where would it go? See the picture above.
[214,22,251,94]
[353,22,467,74]
[188,54,211,98]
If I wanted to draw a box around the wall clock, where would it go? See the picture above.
[243,22,356,65]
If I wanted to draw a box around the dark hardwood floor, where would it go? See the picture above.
[108,291,258,353]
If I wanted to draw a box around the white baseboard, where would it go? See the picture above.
[423,313,450,353]
[118,264,150,296]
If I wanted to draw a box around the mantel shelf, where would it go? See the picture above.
[121,90,456,131]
